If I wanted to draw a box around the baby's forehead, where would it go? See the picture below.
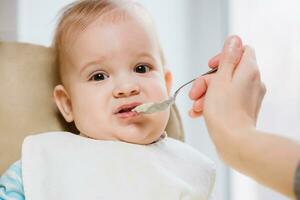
[79,3,152,32]
[99,4,149,23]
[64,5,154,54]
[57,1,164,85]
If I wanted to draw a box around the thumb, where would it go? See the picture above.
[217,35,244,80]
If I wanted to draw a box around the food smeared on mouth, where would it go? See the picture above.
[132,102,155,113]
[115,103,142,118]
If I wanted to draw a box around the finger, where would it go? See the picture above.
[208,53,221,68]
[192,97,205,113]
[217,35,244,80]
[189,77,207,100]
[188,109,202,118]
[234,46,259,82]
[189,74,213,100]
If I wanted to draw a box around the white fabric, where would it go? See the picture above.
[22,131,215,200]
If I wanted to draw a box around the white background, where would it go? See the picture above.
[229,0,300,199]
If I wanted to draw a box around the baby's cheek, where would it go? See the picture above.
[150,80,169,99]
[154,107,170,132]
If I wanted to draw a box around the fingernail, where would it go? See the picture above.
[189,109,196,116]
[225,36,241,50]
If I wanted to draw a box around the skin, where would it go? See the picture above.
[189,35,300,198]
[53,9,172,145]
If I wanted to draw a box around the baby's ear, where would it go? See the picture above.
[164,69,172,95]
[53,85,74,123]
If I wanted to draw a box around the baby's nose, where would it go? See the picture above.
[113,83,140,98]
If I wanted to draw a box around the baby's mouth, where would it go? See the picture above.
[114,102,142,116]
[118,107,135,113]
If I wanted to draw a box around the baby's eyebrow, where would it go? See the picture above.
[80,57,106,74]
[135,52,155,59]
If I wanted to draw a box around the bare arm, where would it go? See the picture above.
[227,128,300,199]
[189,35,300,198]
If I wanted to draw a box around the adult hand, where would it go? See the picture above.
[189,35,266,159]
[189,35,266,134]
[188,35,300,199]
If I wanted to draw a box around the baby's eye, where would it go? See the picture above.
[134,64,151,73]
[89,72,109,81]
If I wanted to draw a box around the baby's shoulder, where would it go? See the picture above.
[23,131,77,144]
[0,160,24,199]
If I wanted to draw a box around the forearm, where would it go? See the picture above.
[219,128,300,199]
[192,36,299,198]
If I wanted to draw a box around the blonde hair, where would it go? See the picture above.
[53,0,165,85]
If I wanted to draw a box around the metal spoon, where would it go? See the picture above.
[133,67,218,114]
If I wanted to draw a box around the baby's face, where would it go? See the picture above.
[54,12,171,144]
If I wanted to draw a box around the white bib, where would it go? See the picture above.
[22,132,215,200]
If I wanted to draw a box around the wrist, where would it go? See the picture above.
[211,123,256,168]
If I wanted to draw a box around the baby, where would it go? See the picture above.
[0,0,215,199]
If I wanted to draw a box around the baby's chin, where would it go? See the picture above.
[120,134,163,145]
[118,123,167,144]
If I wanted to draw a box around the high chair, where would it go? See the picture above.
[0,41,184,174]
